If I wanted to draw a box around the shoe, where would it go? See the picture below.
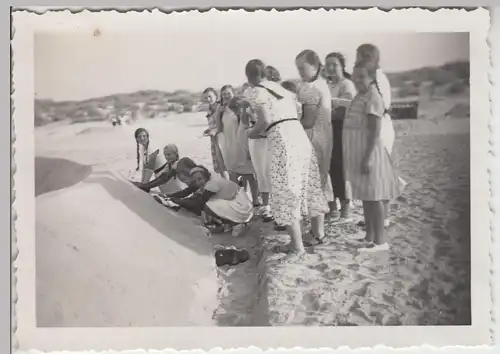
[260,205,274,222]
[359,243,389,253]
[232,223,249,237]
[215,249,250,267]
[274,223,287,232]
[340,202,351,220]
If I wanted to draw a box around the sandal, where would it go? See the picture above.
[273,243,296,254]
[302,232,324,247]
[273,222,287,232]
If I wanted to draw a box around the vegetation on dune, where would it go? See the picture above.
[35,61,469,127]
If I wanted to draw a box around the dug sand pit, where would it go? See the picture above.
[36,160,218,327]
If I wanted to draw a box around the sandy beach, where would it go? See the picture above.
[35,97,471,326]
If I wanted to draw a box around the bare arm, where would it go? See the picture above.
[364,114,383,162]
[247,105,271,139]
[171,190,215,215]
[138,168,176,191]
[168,185,198,199]
[301,104,319,129]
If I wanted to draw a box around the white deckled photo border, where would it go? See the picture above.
[11,7,492,353]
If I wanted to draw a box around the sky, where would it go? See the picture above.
[35,11,470,102]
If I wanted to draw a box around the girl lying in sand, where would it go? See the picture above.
[164,165,254,237]
[133,144,188,195]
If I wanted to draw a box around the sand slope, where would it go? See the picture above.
[36,159,218,327]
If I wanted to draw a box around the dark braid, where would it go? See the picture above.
[136,142,141,171]
[134,127,149,171]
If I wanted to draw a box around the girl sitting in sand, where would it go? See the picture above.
[342,60,403,252]
[167,165,254,237]
[202,87,230,180]
[133,128,169,184]
[132,144,187,195]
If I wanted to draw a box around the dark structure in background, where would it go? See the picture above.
[390,98,419,120]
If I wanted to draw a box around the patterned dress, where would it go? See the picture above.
[297,77,334,202]
[246,81,329,225]
[342,84,402,201]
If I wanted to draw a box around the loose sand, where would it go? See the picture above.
[36,99,471,326]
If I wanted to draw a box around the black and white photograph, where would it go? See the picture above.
[12,8,491,351]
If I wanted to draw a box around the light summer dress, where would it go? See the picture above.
[246,81,329,225]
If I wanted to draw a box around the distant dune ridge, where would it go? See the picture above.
[35,61,470,127]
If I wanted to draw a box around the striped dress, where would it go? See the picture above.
[342,84,402,201]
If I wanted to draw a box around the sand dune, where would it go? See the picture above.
[35,108,471,326]
[36,159,218,327]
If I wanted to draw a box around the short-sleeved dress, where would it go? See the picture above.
[220,107,255,175]
[206,102,227,174]
[139,143,166,183]
[297,77,334,201]
[243,88,272,193]
[204,175,254,223]
[376,69,396,155]
[246,81,329,225]
[342,84,402,201]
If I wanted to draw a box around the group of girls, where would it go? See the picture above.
[131,42,405,260]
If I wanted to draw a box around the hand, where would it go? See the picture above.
[361,156,373,174]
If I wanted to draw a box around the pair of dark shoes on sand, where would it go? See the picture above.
[215,248,250,267]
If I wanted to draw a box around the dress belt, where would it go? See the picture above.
[265,118,299,132]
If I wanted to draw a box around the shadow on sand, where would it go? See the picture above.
[84,170,213,257]
[35,156,93,196]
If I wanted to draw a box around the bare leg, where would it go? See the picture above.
[286,219,306,254]
[363,201,375,243]
[261,192,270,206]
[243,175,259,206]
[310,213,325,240]
[383,200,390,220]
[372,201,386,245]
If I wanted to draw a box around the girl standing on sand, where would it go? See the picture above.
[295,49,334,215]
[324,52,357,221]
[229,96,273,222]
[245,59,329,258]
[356,43,407,227]
[168,165,253,237]
[342,60,403,252]
[202,87,230,180]
[133,144,187,195]
[219,85,260,207]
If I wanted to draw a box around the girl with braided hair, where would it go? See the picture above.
[355,44,407,228]
[342,59,403,252]
[133,128,168,184]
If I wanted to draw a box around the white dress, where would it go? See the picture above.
[243,87,271,193]
[246,81,329,225]
[156,161,187,195]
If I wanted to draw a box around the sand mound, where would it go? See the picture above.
[35,157,93,196]
[36,159,218,326]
